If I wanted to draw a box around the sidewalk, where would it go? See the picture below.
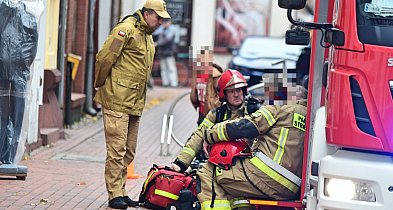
[0,86,198,210]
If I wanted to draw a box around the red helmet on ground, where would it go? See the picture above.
[217,69,248,101]
[208,139,251,170]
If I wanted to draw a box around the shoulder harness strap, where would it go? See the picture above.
[119,12,141,27]
[246,96,262,114]
[215,104,228,123]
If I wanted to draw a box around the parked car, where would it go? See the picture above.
[228,36,305,87]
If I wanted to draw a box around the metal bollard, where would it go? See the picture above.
[159,91,192,156]
[160,114,168,156]
[166,115,174,156]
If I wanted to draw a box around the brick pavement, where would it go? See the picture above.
[0,86,198,210]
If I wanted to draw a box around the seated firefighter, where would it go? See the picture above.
[172,69,261,172]
[196,85,308,210]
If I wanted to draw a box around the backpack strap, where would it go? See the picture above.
[246,96,262,114]
[185,170,197,189]
[215,103,228,123]
[119,12,140,23]
[119,12,141,28]
[139,165,161,203]
[210,165,217,208]
[187,176,196,190]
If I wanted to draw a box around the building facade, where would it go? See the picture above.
[22,0,313,157]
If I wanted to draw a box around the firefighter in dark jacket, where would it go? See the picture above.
[197,86,308,210]
[93,0,170,209]
[172,69,259,172]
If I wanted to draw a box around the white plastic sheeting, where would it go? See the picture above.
[0,0,44,164]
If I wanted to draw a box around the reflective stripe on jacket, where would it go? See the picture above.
[206,100,307,194]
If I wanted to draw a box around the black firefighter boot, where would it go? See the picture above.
[108,197,128,209]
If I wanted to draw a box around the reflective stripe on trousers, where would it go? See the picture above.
[201,200,231,210]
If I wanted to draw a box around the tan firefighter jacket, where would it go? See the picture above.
[174,102,250,171]
[94,10,155,116]
[205,100,307,197]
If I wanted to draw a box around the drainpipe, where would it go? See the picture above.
[58,0,68,106]
[84,0,97,116]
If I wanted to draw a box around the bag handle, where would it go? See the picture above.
[186,176,196,190]
[139,164,161,201]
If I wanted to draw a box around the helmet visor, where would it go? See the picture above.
[225,82,247,90]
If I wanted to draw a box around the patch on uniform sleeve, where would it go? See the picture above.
[293,113,306,131]
[109,38,123,52]
[216,167,223,176]
[118,30,126,37]
[250,109,262,119]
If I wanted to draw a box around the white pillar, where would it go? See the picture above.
[122,0,144,19]
[190,0,216,55]
[98,0,112,49]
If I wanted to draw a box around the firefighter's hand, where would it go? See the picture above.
[171,163,181,172]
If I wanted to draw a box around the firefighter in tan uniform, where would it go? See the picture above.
[93,0,170,209]
[172,69,258,172]
[197,86,308,210]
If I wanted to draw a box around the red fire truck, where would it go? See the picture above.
[249,0,393,209]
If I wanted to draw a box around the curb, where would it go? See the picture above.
[31,120,104,160]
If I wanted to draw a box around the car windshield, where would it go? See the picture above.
[357,0,393,46]
[238,36,303,61]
